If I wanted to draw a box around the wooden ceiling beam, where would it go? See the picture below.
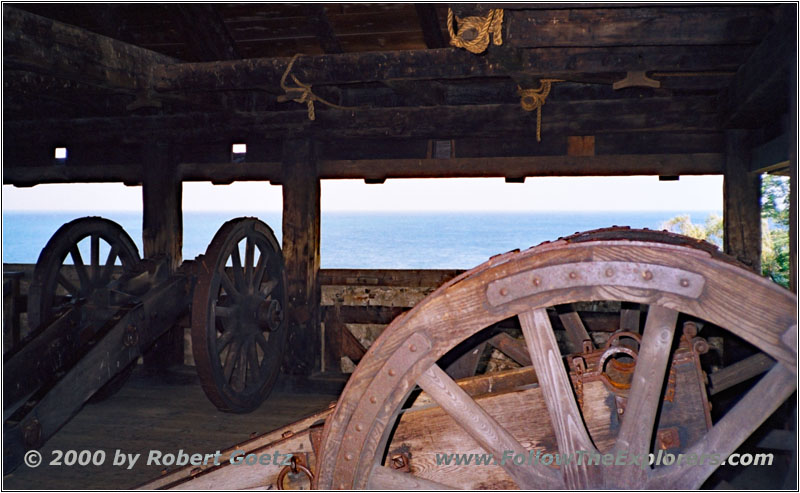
[504,6,774,48]
[175,5,241,61]
[722,5,795,128]
[415,4,447,49]
[305,5,343,54]
[151,44,750,91]
[3,6,175,92]
[4,96,720,143]
[3,153,722,187]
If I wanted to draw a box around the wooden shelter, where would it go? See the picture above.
[3,2,797,377]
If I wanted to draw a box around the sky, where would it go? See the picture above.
[1,175,723,212]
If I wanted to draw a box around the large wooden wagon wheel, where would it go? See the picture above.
[192,217,287,413]
[315,228,796,489]
[27,216,141,331]
[23,217,142,399]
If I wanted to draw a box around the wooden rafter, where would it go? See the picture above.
[304,5,343,54]
[175,5,241,61]
[722,5,795,128]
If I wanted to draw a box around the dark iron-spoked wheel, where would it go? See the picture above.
[27,216,141,331]
[192,217,287,413]
[314,228,796,489]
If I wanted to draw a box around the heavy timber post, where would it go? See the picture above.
[282,138,321,374]
[142,141,185,368]
[723,130,761,272]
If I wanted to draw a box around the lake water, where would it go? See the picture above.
[2,210,719,269]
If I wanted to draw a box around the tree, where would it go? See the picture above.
[660,174,790,288]
[760,174,790,287]
[661,213,722,247]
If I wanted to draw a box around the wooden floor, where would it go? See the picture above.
[3,367,339,490]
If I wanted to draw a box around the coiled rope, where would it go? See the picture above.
[278,54,355,120]
[446,8,504,54]
[518,79,563,141]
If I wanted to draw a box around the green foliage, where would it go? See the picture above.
[660,174,790,288]
[760,175,790,287]
[661,213,723,247]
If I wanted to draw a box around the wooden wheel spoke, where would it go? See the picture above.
[367,463,456,490]
[230,246,246,291]
[255,332,270,354]
[648,364,795,489]
[223,339,242,383]
[99,245,119,286]
[244,236,254,293]
[247,339,260,377]
[417,363,560,488]
[235,344,248,389]
[519,308,597,488]
[69,245,91,292]
[90,234,100,282]
[218,266,239,298]
[216,329,235,352]
[252,252,268,293]
[56,272,80,297]
[615,305,678,456]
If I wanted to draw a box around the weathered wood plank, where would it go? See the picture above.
[723,130,761,271]
[320,269,461,287]
[3,152,725,187]
[175,5,240,61]
[520,308,599,488]
[3,6,175,91]
[722,6,795,128]
[319,153,724,180]
[305,5,343,54]
[708,352,775,395]
[505,6,774,48]
[367,464,455,490]
[151,45,751,91]
[416,363,561,488]
[414,4,447,49]
[282,139,321,374]
[3,96,723,143]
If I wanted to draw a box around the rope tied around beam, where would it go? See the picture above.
[278,54,355,120]
[446,8,504,54]
[517,79,563,142]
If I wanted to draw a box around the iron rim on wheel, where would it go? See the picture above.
[314,228,796,489]
[192,217,287,413]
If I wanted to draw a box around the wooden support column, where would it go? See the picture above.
[790,47,797,293]
[723,130,761,272]
[142,141,184,369]
[282,139,321,374]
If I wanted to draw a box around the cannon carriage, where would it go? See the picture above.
[4,216,288,470]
